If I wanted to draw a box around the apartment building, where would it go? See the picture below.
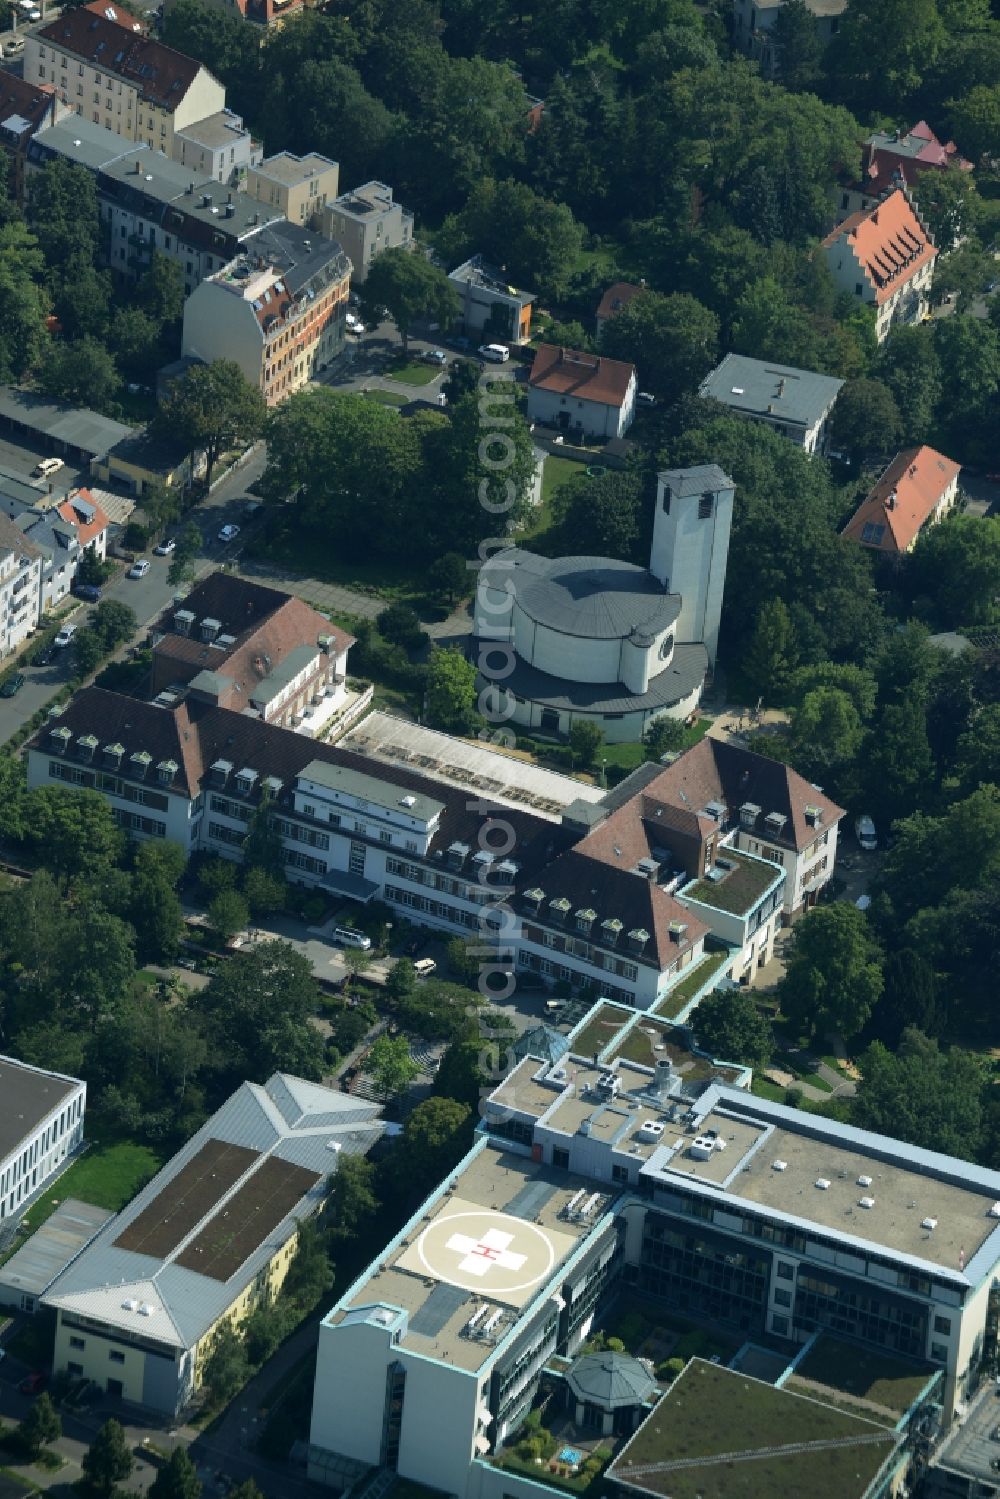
[698,352,844,454]
[0,477,111,614]
[0,512,43,656]
[25,2,226,158]
[173,109,261,186]
[181,221,351,403]
[842,445,962,555]
[44,1074,383,1413]
[836,120,973,225]
[822,186,937,342]
[0,73,69,200]
[247,152,340,228]
[322,180,413,283]
[310,1024,986,1497]
[0,1056,86,1221]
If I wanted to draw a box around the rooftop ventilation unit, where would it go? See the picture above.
[859,1197,876,1209]
[690,1135,726,1160]
[991,1203,1000,1219]
[815,1178,831,1190]
[638,1120,665,1141]
[121,1298,139,1311]
[399,794,416,808]
[772,1160,788,1172]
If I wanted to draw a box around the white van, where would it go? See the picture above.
[855,814,877,851]
[334,925,372,951]
[478,343,510,363]
[33,457,64,478]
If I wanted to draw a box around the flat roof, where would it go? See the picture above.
[253,151,337,185]
[681,848,781,916]
[0,388,132,459]
[608,1360,898,1499]
[253,643,321,704]
[0,1200,112,1300]
[299,758,445,824]
[176,111,251,149]
[333,1143,615,1373]
[0,1056,81,1165]
[342,710,605,822]
[699,353,844,429]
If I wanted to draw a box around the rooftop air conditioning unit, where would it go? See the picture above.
[921,1217,938,1231]
[857,1175,873,1188]
[772,1160,787,1172]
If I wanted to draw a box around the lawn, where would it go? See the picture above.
[791,1337,936,1417]
[600,717,714,779]
[519,453,590,545]
[383,358,440,386]
[569,1001,631,1060]
[18,1138,163,1238]
[361,388,408,407]
[653,948,731,1021]
[609,1360,896,1499]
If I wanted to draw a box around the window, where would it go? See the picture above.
[934,1315,952,1336]
[771,1315,788,1336]
[777,1262,794,1280]
[552,1148,569,1169]
[109,1351,125,1365]
[855,282,864,296]
[931,1342,948,1363]
[68,1362,84,1376]
[698,493,714,520]
[774,1288,791,1307]
[840,193,849,209]
[69,1335,85,1350]
[612,1164,629,1184]
[379,830,392,844]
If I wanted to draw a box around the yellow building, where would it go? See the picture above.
[43,1075,383,1415]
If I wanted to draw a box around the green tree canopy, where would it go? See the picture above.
[778,903,883,1041]
[367,1033,420,1099]
[360,247,459,352]
[910,514,1000,628]
[195,940,324,1098]
[693,988,772,1070]
[426,647,477,733]
[157,359,266,485]
[19,1393,61,1456]
[599,291,719,403]
[853,1029,983,1159]
[25,787,123,884]
[438,178,584,296]
[148,1447,202,1499]
[82,1420,133,1497]
[829,378,902,465]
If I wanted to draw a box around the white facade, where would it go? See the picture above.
[0,1057,86,1220]
[737,819,840,920]
[0,540,43,656]
[526,371,636,440]
[172,110,260,185]
[649,466,735,669]
[732,0,846,74]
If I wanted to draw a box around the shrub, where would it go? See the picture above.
[606,1336,625,1352]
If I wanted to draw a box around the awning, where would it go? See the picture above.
[321,868,380,902]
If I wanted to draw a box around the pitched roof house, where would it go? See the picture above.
[595,282,645,338]
[862,121,972,198]
[821,187,937,342]
[841,445,961,555]
[527,344,638,440]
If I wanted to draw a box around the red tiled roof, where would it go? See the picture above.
[57,490,110,549]
[596,282,645,322]
[528,344,636,408]
[841,445,961,554]
[822,188,937,306]
[0,72,57,135]
[39,7,208,111]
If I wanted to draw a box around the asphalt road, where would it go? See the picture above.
[0,447,268,746]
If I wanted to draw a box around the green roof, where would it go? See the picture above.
[682,849,781,917]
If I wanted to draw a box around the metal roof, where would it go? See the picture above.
[658,464,735,498]
[0,1199,112,1300]
[0,387,132,459]
[495,549,681,641]
[489,640,708,716]
[43,1075,383,1350]
[299,759,445,825]
[566,1351,657,1409]
[699,353,844,430]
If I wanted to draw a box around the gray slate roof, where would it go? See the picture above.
[566,1351,657,1408]
[698,353,844,431]
[658,464,734,498]
[496,549,681,641]
[487,640,708,716]
[43,1075,383,1350]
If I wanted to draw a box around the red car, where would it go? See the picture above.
[20,1372,47,1395]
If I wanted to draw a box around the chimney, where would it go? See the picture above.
[186,181,194,194]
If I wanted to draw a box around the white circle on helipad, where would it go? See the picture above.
[417,1210,556,1297]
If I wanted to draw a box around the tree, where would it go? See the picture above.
[428,551,468,603]
[568,719,604,768]
[912,167,982,252]
[388,1096,472,1202]
[377,603,426,652]
[693,988,772,1070]
[789,662,877,721]
[92,600,138,653]
[167,520,204,586]
[69,901,136,1031]
[360,248,459,353]
[242,792,285,879]
[829,379,902,465]
[157,359,266,485]
[209,888,249,942]
[425,647,477,733]
[195,940,325,1095]
[328,1153,378,1240]
[242,1301,295,1366]
[82,1420,133,1497]
[742,598,796,704]
[911,514,1000,628]
[437,179,584,296]
[367,1033,420,1100]
[770,0,823,90]
[148,1448,201,1499]
[868,949,941,1047]
[202,1322,249,1407]
[38,337,120,413]
[27,158,103,277]
[643,715,687,761]
[789,686,863,773]
[283,1219,334,1312]
[551,470,644,561]
[853,1029,983,1159]
[242,866,286,918]
[19,1394,61,1457]
[0,258,49,385]
[826,0,945,114]
[598,291,718,404]
[949,84,1000,163]
[25,786,123,884]
[110,306,164,382]
[385,957,417,1002]
[863,699,934,826]
[778,903,883,1041]
[954,703,1000,792]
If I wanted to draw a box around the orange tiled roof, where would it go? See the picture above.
[841,445,960,553]
[596,282,645,322]
[823,188,937,306]
[529,344,635,408]
[57,490,110,549]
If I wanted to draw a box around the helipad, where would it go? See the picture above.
[398,1198,577,1308]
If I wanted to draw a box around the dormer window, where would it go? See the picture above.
[103,742,124,768]
[472,850,494,875]
[804,804,823,828]
[575,908,596,934]
[764,811,788,837]
[200,617,221,643]
[210,759,233,788]
[174,609,195,636]
[77,734,98,762]
[740,802,761,830]
[703,800,725,823]
[447,841,470,870]
[495,859,518,885]
[668,920,688,944]
[130,750,152,779]
[523,887,544,914]
[600,917,623,945]
[548,896,571,925]
[157,759,178,786]
[262,775,283,797]
[50,725,72,754]
[235,767,258,796]
[628,927,651,953]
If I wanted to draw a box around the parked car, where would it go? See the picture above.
[2,35,26,55]
[333,925,372,951]
[33,642,55,667]
[854,814,878,851]
[73,583,102,602]
[345,313,365,335]
[153,538,176,556]
[413,957,437,976]
[423,349,448,366]
[636,391,657,407]
[478,343,510,363]
[129,559,150,578]
[54,624,77,648]
[217,524,240,543]
[32,456,64,478]
[0,672,25,698]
